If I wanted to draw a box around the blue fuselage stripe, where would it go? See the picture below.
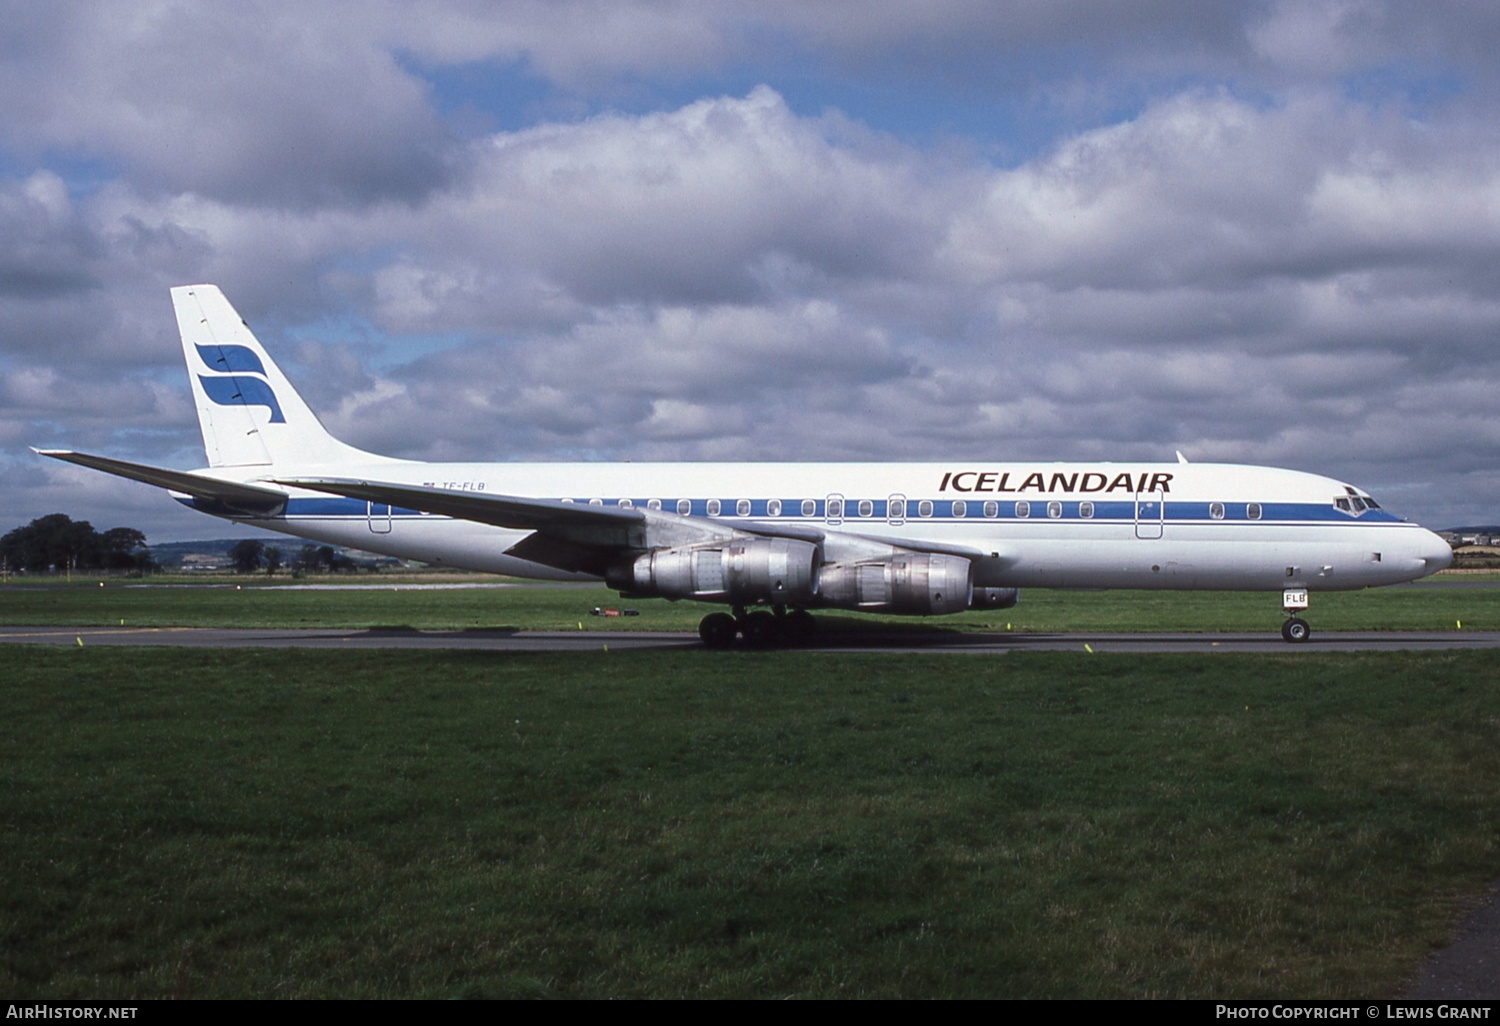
[178,494,1405,528]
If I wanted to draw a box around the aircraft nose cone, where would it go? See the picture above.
[1419,531,1454,574]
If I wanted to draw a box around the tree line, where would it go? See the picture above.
[3,514,370,576]
[227,540,359,575]
[1,513,155,573]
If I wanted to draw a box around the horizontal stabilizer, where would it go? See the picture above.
[35,449,288,516]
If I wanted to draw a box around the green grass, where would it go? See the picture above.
[2,574,1499,633]
[3,647,1499,997]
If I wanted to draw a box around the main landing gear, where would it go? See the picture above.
[698,607,819,649]
[1281,587,1311,644]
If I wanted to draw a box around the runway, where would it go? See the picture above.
[4,624,1500,653]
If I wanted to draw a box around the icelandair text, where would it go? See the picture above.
[938,470,1173,494]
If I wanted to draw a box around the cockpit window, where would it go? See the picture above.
[1335,497,1352,512]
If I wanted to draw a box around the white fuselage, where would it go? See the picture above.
[183,459,1453,594]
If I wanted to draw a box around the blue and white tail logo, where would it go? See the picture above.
[173,284,389,469]
[196,344,285,423]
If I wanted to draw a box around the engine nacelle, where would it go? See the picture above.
[608,538,820,605]
[970,587,1020,610]
[816,553,973,615]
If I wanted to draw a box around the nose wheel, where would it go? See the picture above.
[1280,587,1311,643]
[1280,617,1311,643]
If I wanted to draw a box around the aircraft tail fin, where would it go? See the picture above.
[172,284,385,468]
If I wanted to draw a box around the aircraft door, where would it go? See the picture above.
[368,500,392,534]
[825,493,845,526]
[1134,491,1164,539]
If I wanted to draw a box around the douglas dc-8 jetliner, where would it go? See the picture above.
[39,285,1452,646]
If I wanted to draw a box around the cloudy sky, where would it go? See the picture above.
[3,0,1500,541]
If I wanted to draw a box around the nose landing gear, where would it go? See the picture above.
[1280,617,1311,643]
[1281,587,1311,643]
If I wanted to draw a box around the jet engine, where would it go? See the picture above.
[816,553,973,615]
[609,537,820,605]
[970,587,1020,610]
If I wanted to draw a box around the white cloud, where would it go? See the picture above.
[0,1,454,207]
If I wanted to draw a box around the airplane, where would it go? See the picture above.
[37,284,1454,647]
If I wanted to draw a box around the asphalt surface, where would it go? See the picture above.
[6,624,1500,653]
[1408,884,1500,1000]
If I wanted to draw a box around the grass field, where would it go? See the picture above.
[3,572,1500,634]
[3,644,1500,998]
[4,578,1499,997]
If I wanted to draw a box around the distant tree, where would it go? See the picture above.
[228,539,265,574]
[99,527,154,571]
[291,543,350,573]
[293,544,319,573]
[264,546,282,576]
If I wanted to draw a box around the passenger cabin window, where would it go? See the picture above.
[952,500,967,518]
[1247,502,1262,520]
[767,499,782,516]
[647,498,661,511]
[1209,502,1224,520]
[1047,500,1062,519]
[588,498,603,506]
[561,497,575,504]
[1016,500,1030,518]
[918,500,933,518]
[1080,501,1094,519]
[618,498,633,509]
[801,499,816,517]
[827,498,843,518]
[677,498,691,515]
[858,499,874,517]
[736,498,751,516]
[889,498,905,519]
[707,499,721,516]
[983,500,998,518]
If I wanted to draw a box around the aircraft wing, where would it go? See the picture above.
[278,476,749,573]
[278,477,648,533]
[279,476,1002,574]
[35,449,288,516]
